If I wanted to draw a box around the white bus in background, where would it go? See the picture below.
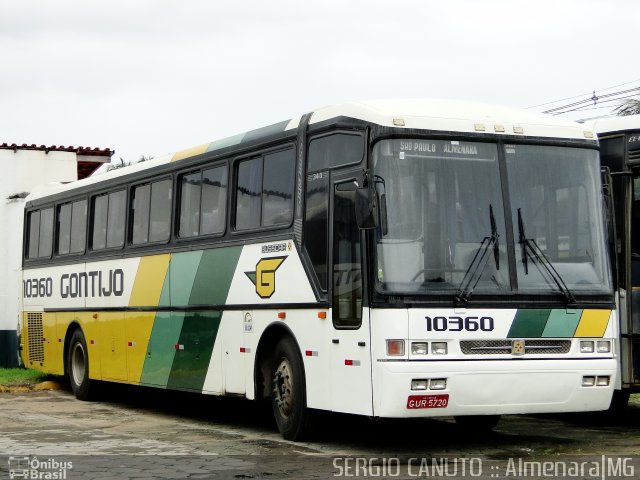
[588,115,640,408]
[20,100,616,440]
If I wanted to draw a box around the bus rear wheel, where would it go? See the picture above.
[270,337,312,440]
[67,329,94,401]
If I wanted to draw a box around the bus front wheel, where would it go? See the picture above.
[270,337,312,440]
[67,329,94,401]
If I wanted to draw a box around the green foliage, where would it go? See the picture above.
[0,368,54,386]
[614,98,640,116]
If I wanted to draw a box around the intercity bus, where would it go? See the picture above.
[588,115,640,408]
[19,100,617,440]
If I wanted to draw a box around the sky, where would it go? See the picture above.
[1,0,638,166]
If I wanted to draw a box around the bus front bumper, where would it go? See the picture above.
[372,358,616,418]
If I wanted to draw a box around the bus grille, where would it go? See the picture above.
[629,146,640,162]
[460,339,571,355]
[27,312,44,363]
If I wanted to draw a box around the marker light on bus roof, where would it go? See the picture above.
[393,118,405,127]
[580,341,595,354]
[596,341,611,353]
[584,130,594,139]
[494,125,505,133]
[474,123,486,132]
[513,126,524,134]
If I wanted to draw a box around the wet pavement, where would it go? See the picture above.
[0,384,639,479]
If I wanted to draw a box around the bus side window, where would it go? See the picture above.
[91,190,125,250]
[70,200,87,254]
[57,203,73,255]
[304,133,364,291]
[307,133,364,171]
[235,147,294,231]
[262,150,294,226]
[38,208,54,258]
[27,210,41,259]
[304,171,329,291]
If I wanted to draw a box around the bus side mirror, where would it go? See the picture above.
[355,187,378,229]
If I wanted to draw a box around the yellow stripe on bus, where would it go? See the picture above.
[129,254,171,307]
[574,310,610,338]
[171,143,209,162]
[125,312,156,384]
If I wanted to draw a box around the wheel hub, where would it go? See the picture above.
[71,343,86,386]
[273,358,294,418]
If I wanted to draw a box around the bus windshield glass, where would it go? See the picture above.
[373,139,509,295]
[373,139,611,298]
[506,144,611,294]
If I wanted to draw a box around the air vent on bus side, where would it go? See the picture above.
[628,147,640,163]
[27,312,44,363]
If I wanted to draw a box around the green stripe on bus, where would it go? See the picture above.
[542,309,583,337]
[507,309,551,338]
[167,311,221,391]
[206,133,245,153]
[170,251,204,305]
[158,255,172,307]
[140,312,184,387]
[189,246,243,305]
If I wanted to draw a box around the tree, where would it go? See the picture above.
[106,155,154,171]
[106,157,132,171]
[614,98,640,116]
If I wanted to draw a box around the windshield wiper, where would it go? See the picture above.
[517,208,577,308]
[455,205,500,306]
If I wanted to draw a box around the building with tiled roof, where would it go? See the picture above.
[0,143,113,367]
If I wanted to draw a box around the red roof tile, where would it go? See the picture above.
[0,143,113,156]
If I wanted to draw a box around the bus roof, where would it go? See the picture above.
[586,114,640,136]
[27,99,595,203]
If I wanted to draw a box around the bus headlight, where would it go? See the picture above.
[411,379,429,391]
[431,342,448,355]
[596,376,610,386]
[580,341,594,354]
[582,376,596,387]
[411,342,428,355]
[596,341,611,353]
[430,378,447,390]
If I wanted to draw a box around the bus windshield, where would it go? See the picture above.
[506,144,611,294]
[373,139,611,298]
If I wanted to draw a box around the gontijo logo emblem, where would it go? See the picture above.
[245,256,287,298]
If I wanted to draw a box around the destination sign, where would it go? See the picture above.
[397,140,496,160]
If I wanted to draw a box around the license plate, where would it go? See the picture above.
[407,394,449,409]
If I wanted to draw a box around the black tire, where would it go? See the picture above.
[608,390,630,414]
[270,337,312,440]
[454,415,501,431]
[67,329,94,401]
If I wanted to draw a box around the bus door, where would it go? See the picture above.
[329,176,373,415]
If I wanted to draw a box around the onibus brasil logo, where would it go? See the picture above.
[245,256,287,299]
[8,456,73,479]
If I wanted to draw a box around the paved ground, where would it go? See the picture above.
[0,384,639,479]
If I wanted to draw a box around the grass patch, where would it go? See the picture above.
[0,368,55,386]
